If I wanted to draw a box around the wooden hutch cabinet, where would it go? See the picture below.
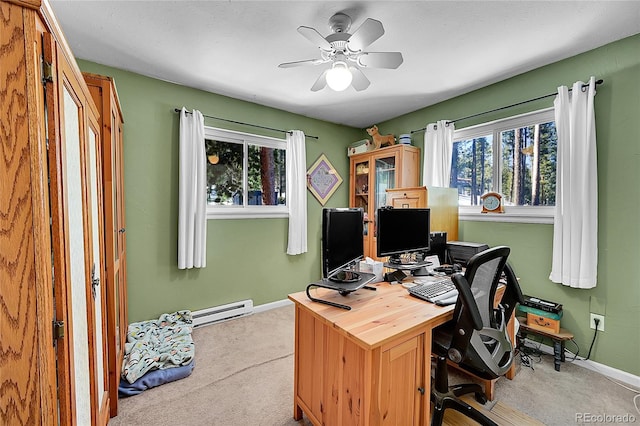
[1,1,114,424]
[349,144,421,258]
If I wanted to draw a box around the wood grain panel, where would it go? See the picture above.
[381,335,421,425]
[24,7,57,425]
[4,0,41,10]
[341,338,364,425]
[0,3,41,424]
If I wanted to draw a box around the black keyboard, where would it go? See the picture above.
[408,279,456,303]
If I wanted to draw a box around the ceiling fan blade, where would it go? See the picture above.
[279,59,327,68]
[357,52,404,69]
[349,67,370,91]
[311,70,328,92]
[346,18,384,52]
[298,26,333,50]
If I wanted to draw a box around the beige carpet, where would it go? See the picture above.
[109,304,639,426]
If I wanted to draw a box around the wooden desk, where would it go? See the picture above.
[289,282,454,426]
[288,281,516,425]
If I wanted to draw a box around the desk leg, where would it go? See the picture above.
[553,341,562,371]
[293,402,303,421]
[505,312,516,380]
[424,331,433,426]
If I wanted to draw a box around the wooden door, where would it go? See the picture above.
[113,110,127,366]
[0,4,57,424]
[47,36,109,425]
[379,334,425,426]
[87,114,111,425]
[83,73,127,417]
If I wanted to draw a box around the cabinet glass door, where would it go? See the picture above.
[374,155,397,236]
[353,160,371,234]
[374,155,396,210]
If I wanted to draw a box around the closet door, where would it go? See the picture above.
[83,73,127,417]
[87,116,111,424]
[60,65,94,426]
[48,40,110,425]
[112,105,127,369]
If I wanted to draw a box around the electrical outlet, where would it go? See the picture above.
[590,313,605,331]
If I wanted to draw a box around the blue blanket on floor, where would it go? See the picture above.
[122,310,194,384]
[118,360,195,397]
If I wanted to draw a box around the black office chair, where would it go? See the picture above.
[430,246,524,426]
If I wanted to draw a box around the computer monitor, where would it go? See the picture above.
[376,207,431,264]
[321,208,364,281]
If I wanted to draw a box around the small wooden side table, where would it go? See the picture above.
[517,317,574,371]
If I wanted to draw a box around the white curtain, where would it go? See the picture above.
[423,120,455,187]
[286,130,307,255]
[549,77,598,288]
[178,108,207,269]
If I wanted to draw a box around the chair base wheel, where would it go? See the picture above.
[474,392,488,404]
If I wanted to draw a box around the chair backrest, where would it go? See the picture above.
[448,246,524,380]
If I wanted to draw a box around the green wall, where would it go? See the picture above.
[380,34,640,375]
[78,60,363,323]
[79,32,639,376]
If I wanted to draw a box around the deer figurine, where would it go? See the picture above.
[366,125,396,150]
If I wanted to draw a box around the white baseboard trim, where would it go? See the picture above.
[253,298,293,314]
[523,339,640,389]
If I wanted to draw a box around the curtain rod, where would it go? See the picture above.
[174,108,319,140]
[410,79,604,134]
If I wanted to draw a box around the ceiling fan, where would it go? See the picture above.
[278,12,403,92]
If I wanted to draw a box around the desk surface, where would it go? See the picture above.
[288,281,454,350]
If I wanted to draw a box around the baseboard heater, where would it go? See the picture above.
[192,299,254,327]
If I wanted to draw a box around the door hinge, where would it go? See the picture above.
[53,320,64,343]
[42,60,54,85]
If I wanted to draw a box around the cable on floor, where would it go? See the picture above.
[563,338,580,362]
[516,336,543,370]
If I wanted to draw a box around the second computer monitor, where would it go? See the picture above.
[376,207,430,263]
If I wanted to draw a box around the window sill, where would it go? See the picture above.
[207,207,288,220]
[459,206,554,224]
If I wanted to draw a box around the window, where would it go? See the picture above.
[205,127,287,219]
[451,108,556,223]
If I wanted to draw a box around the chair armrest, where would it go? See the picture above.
[451,273,483,331]
[502,263,525,319]
[447,273,484,362]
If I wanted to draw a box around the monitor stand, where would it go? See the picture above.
[411,266,431,276]
[306,271,377,310]
[328,270,361,283]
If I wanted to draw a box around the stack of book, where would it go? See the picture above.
[518,295,563,333]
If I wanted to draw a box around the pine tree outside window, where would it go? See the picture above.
[205,127,287,219]
[450,108,556,223]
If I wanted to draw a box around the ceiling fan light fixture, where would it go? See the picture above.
[326,61,352,91]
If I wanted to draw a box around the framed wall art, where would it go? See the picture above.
[306,154,343,205]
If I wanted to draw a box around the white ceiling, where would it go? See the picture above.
[49,1,640,128]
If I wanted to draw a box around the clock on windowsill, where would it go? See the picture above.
[480,192,504,213]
